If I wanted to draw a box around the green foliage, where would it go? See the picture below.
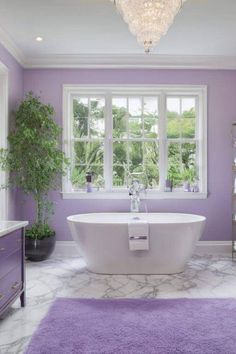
[112,105,159,188]
[167,108,195,139]
[25,223,55,240]
[71,97,198,190]
[168,142,197,187]
[72,98,105,188]
[113,106,127,138]
[72,140,104,188]
[0,92,69,238]
[181,167,197,183]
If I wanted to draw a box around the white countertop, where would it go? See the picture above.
[0,221,29,238]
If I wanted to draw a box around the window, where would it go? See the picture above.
[71,96,105,188]
[112,96,159,189]
[167,97,198,188]
[63,85,207,199]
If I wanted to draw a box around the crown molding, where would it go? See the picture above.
[24,54,236,70]
[0,26,25,67]
[0,25,235,70]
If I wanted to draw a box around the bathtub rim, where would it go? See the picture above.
[67,212,206,225]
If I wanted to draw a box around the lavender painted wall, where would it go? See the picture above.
[21,68,236,241]
[0,44,23,219]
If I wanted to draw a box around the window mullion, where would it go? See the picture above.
[195,95,202,190]
[104,93,112,191]
[66,94,74,192]
[126,97,130,185]
[88,97,91,140]
[159,92,167,191]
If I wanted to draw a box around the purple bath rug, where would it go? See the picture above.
[25,298,236,354]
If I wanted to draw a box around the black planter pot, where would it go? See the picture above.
[25,235,56,262]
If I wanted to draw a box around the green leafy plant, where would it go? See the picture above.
[0,92,69,239]
[167,166,182,187]
[25,223,55,240]
[182,167,197,184]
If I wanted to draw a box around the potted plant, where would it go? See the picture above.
[0,92,69,261]
[182,168,197,192]
[164,177,173,192]
[165,168,177,192]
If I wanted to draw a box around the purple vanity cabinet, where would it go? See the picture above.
[0,226,26,316]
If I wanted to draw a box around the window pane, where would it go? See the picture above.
[73,98,89,138]
[146,164,159,188]
[90,97,105,118]
[167,118,181,139]
[143,97,158,117]
[143,142,159,164]
[181,118,195,138]
[128,97,142,117]
[167,98,181,139]
[167,98,180,116]
[71,165,86,188]
[73,118,88,138]
[129,118,142,138]
[181,143,197,186]
[182,98,195,117]
[181,98,196,138]
[144,117,158,138]
[113,165,126,187]
[90,97,105,138]
[74,141,104,166]
[129,142,143,173]
[73,97,89,118]
[168,143,182,187]
[71,165,104,189]
[182,143,196,170]
[112,98,128,139]
[89,165,104,188]
[113,141,127,165]
[74,141,86,164]
[168,143,197,188]
[72,141,104,188]
[112,97,127,110]
[86,142,104,166]
[90,118,105,138]
[143,142,159,187]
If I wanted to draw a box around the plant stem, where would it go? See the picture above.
[36,195,43,225]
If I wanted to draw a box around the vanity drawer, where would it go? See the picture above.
[0,266,22,310]
[0,248,22,280]
[0,230,22,259]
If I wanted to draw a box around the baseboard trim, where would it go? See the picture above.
[196,241,232,254]
[53,241,232,257]
[53,241,81,257]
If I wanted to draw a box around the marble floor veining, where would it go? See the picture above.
[1,254,236,354]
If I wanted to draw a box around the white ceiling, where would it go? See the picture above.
[0,0,235,68]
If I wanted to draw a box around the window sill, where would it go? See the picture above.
[61,191,208,200]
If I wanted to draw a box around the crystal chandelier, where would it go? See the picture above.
[112,0,186,53]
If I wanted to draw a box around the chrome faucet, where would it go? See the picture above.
[129,179,141,212]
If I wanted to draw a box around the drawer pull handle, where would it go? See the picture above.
[11,282,21,290]
[0,293,5,301]
[0,247,5,251]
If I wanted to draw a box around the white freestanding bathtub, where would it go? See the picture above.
[67,213,206,275]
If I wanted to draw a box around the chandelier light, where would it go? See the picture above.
[112,0,186,53]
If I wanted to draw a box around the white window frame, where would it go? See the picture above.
[62,84,207,200]
[0,62,8,218]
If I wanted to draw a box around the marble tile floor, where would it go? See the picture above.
[0,254,236,354]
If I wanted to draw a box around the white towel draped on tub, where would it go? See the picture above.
[128,218,149,251]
